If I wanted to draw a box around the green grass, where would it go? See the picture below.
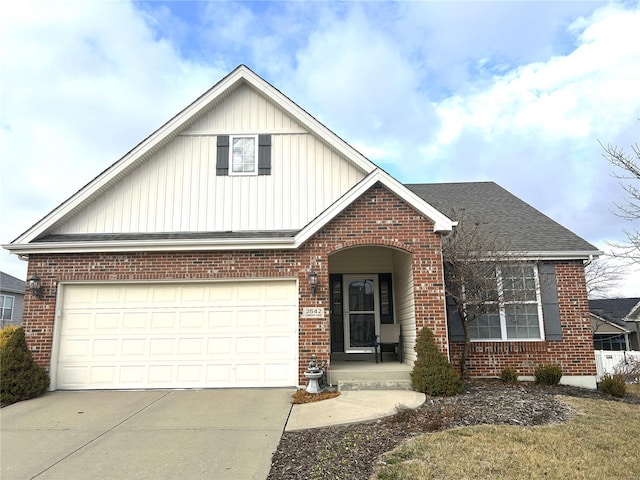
[375,396,640,480]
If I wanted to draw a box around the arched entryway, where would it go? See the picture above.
[327,245,415,362]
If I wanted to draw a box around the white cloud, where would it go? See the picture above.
[0,0,224,279]
[1,0,638,297]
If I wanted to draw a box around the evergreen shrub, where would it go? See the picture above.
[534,364,563,386]
[1,327,49,405]
[500,366,519,383]
[599,373,627,398]
[410,327,463,396]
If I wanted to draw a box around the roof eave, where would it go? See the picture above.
[3,237,298,255]
[518,250,604,260]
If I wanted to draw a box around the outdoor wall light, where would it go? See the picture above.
[27,274,43,299]
[308,270,318,296]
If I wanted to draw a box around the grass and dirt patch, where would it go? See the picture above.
[375,395,640,480]
[269,380,640,480]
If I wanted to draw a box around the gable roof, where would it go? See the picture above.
[9,65,378,246]
[406,181,601,259]
[0,271,25,295]
[4,66,454,255]
[590,298,640,327]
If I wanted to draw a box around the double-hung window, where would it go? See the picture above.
[230,135,258,175]
[468,264,544,341]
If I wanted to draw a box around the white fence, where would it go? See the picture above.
[594,350,640,381]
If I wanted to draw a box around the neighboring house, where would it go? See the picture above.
[0,271,25,327]
[3,65,600,391]
[590,298,640,351]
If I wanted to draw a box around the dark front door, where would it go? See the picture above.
[343,275,379,353]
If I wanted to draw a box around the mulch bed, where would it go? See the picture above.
[268,380,640,480]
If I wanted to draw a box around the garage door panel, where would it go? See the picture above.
[93,339,118,356]
[94,313,119,330]
[179,311,206,328]
[120,366,145,383]
[123,313,147,329]
[56,281,298,389]
[178,338,203,355]
[207,337,234,355]
[206,364,233,383]
[122,338,146,356]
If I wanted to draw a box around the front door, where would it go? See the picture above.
[343,275,380,353]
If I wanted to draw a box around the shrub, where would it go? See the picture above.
[614,357,640,384]
[1,327,49,406]
[410,327,463,396]
[500,366,519,384]
[534,364,563,386]
[599,373,627,398]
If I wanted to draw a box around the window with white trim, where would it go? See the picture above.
[1,294,14,322]
[468,265,544,341]
[230,135,258,175]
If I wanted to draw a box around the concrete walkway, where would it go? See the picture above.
[286,390,426,431]
[1,389,292,480]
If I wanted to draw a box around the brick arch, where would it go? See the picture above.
[327,241,414,257]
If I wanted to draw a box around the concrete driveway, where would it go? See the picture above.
[1,389,293,480]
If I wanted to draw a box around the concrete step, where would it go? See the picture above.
[327,360,412,390]
[338,379,413,391]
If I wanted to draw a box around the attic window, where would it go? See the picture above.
[216,135,271,176]
[230,135,257,175]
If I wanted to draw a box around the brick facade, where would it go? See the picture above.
[21,182,596,386]
[22,183,448,385]
[449,262,597,377]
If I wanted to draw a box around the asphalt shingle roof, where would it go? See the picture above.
[589,298,640,327]
[406,181,599,254]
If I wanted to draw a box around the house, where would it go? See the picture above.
[4,65,600,391]
[0,271,25,328]
[590,298,640,351]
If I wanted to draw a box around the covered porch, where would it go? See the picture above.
[327,245,417,362]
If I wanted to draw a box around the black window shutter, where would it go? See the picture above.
[539,263,562,341]
[216,135,229,176]
[258,134,271,175]
[446,295,465,342]
[379,273,394,324]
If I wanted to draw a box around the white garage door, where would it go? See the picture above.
[55,281,298,390]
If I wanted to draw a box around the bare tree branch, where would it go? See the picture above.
[442,209,530,378]
[601,140,640,264]
[585,256,625,299]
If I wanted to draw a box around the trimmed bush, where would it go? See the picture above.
[411,327,463,396]
[599,373,627,398]
[1,327,49,406]
[534,364,563,386]
[500,366,519,384]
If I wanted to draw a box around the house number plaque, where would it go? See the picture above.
[301,307,325,318]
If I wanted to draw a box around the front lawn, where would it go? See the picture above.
[375,396,640,479]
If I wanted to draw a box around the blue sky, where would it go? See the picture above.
[1,0,639,296]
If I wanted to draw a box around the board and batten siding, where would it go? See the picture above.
[54,84,366,235]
